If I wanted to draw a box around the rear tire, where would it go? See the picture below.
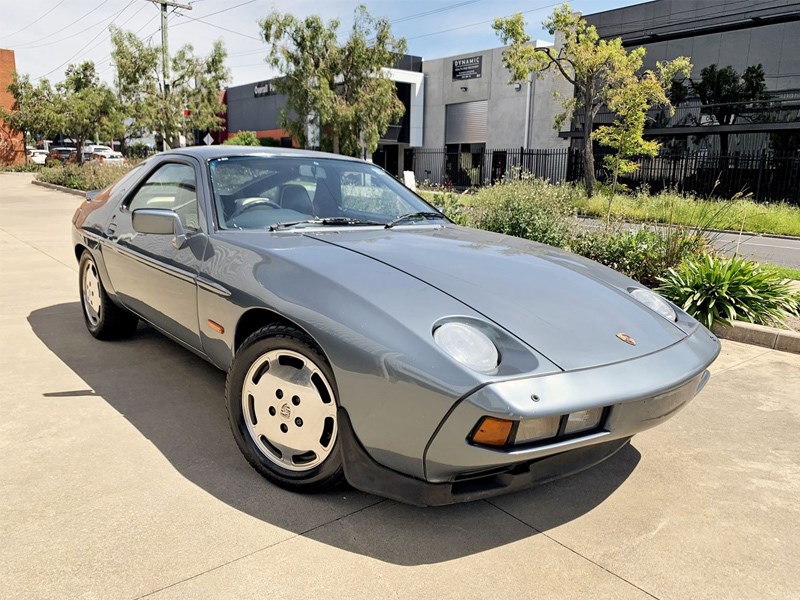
[226,324,344,493]
[79,250,138,340]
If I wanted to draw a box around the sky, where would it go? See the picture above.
[0,0,643,87]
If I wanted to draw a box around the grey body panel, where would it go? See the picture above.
[71,146,721,494]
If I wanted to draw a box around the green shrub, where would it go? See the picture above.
[36,163,133,191]
[570,226,708,288]
[454,179,577,248]
[224,131,260,146]
[0,161,41,172]
[126,142,151,159]
[657,255,800,328]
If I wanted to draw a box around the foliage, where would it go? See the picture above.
[593,57,691,201]
[0,73,62,141]
[570,226,707,288]
[110,26,229,150]
[0,161,41,172]
[657,255,800,328]
[224,131,261,146]
[443,179,577,248]
[671,64,770,156]
[125,141,152,159]
[569,188,800,237]
[493,4,689,197]
[1,63,118,163]
[261,5,406,156]
[36,162,133,191]
[762,263,800,282]
[57,62,119,162]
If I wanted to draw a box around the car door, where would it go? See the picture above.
[102,159,208,350]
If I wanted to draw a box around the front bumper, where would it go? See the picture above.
[341,326,720,506]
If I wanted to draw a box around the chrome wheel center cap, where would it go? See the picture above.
[279,403,291,420]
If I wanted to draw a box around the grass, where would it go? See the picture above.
[762,263,800,281]
[419,184,800,238]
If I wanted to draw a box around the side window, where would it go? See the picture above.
[127,163,199,230]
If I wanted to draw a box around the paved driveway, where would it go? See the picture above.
[1,173,798,599]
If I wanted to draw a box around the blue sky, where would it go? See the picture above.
[1,0,643,86]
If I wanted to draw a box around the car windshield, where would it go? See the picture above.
[208,155,443,230]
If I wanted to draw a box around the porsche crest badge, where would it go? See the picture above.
[616,332,636,346]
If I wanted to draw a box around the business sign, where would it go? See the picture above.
[452,56,482,81]
[253,81,275,97]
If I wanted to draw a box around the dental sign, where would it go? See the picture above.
[452,56,482,80]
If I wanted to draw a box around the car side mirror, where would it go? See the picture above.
[132,208,188,249]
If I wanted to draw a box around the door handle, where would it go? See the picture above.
[106,222,117,237]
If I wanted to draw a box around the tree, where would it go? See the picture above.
[495,4,664,196]
[261,5,406,156]
[57,62,118,162]
[671,64,769,156]
[0,73,62,145]
[110,27,229,150]
[593,57,692,201]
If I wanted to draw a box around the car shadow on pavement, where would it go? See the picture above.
[28,303,641,566]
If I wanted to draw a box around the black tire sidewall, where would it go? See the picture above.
[226,327,343,490]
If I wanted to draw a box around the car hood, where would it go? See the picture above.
[303,225,687,371]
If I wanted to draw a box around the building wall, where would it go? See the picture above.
[586,0,800,91]
[0,48,24,166]
[225,81,288,135]
[422,45,570,149]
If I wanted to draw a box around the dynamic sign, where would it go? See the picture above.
[452,56,482,81]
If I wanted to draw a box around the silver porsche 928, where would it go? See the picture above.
[71,146,720,506]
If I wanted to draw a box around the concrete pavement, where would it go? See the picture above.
[2,172,799,600]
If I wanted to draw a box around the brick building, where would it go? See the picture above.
[1,49,24,166]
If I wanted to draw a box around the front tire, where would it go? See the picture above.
[79,250,138,340]
[226,324,344,493]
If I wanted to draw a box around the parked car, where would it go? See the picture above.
[27,149,48,165]
[83,144,115,155]
[71,147,721,506]
[88,151,125,165]
[44,147,74,166]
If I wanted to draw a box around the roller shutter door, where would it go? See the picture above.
[445,100,488,144]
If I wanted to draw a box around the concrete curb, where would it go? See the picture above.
[31,179,86,197]
[712,320,800,354]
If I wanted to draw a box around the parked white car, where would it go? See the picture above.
[27,149,48,165]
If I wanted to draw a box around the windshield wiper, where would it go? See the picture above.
[270,217,384,231]
[384,211,444,229]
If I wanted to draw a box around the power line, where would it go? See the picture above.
[17,0,150,50]
[35,0,137,80]
[173,15,262,41]
[391,0,482,24]
[406,1,561,41]
[14,0,115,49]
[171,0,257,28]
[0,0,67,42]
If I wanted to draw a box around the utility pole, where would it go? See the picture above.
[147,0,192,149]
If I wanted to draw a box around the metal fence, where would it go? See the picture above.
[412,147,575,189]
[410,146,800,204]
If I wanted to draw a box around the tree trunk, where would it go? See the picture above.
[332,133,340,155]
[582,86,596,197]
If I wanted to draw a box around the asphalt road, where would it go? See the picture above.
[712,230,800,269]
[2,173,800,599]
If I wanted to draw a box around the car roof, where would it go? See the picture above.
[161,145,367,164]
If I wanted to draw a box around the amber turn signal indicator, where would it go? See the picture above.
[471,417,513,447]
[207,319,225,334]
